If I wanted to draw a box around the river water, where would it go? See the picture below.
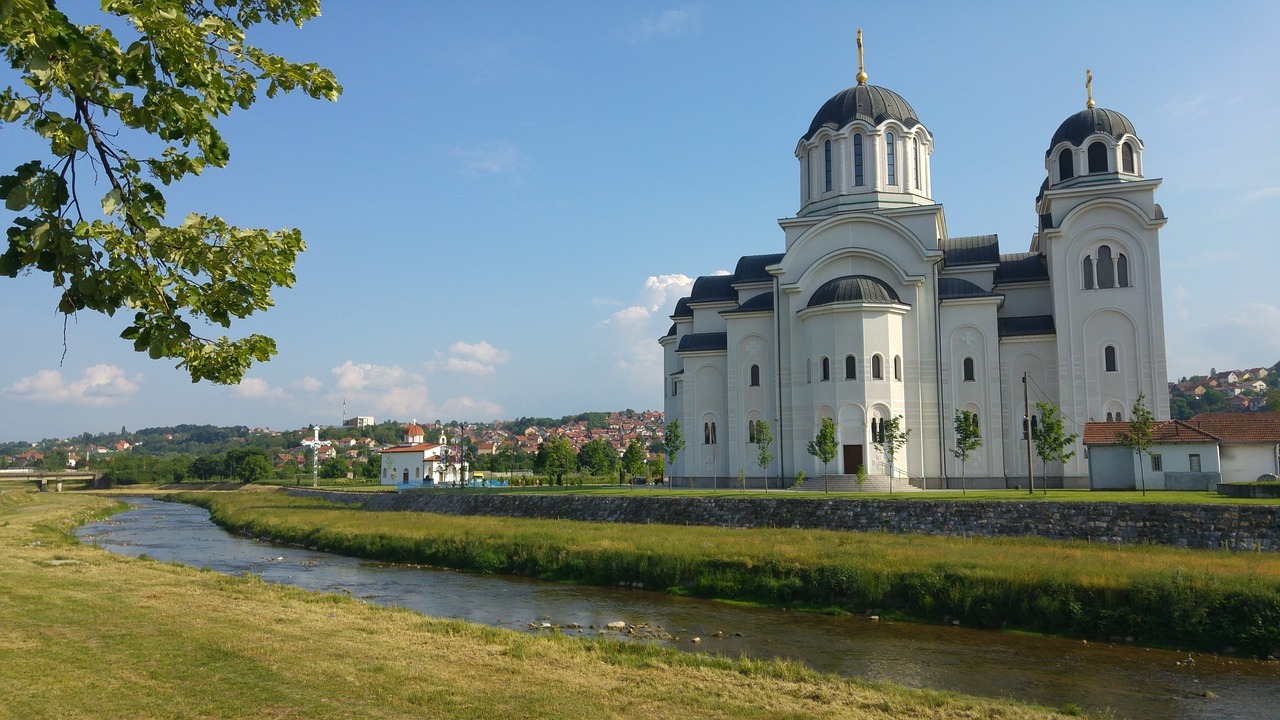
[77,498,1280,719]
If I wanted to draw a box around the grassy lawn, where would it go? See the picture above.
[0,490,1086,719]
[178,489,1280,657]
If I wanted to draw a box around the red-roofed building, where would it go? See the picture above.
[1084,413,1280,489]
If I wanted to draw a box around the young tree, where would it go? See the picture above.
[576,438,617,477]
[319,456,349,480]
[1031,402,1078,495]
[806,417,838,493]
[622,439,646,484]
[950,409,982,495]
[1117,393,1155,496]
[872,415,911,493]
[533,436,576,486]
[753,419,774,492]
[662,419,686,486]
[0,2,341,383]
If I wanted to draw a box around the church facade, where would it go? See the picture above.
[660,52,1170,489]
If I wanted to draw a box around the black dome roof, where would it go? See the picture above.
[804,84,920,141]
[806,275,904,308]
[1048,107,1137,154]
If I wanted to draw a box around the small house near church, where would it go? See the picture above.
[1084,413,1280,490]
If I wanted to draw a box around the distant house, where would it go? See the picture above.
[1085,412,1280,489]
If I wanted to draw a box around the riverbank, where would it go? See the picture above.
[176,489,1280,657]
[0,490,1083,719]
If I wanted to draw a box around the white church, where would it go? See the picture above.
[379,423,467,488]
[660,37,1169,489]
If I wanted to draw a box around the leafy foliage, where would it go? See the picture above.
[805,417,837,493]
[1031,402,1077,494]
[576,438,617,477]
[950,409,982,494]
[0,0,340,382]
[532,435,576,485]
[622,438,646,482]
[662,419,685,471]
[1118,393,1155,496]
[752,419,773,487]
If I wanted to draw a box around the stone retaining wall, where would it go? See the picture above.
[286,489,1280,552]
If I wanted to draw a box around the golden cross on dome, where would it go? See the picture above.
[856,28,867,84]
[1086,68,1095,109]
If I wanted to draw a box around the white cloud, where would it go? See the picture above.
[435,396,503,420]
[431,341,512,375]
[1173,286,1190,320]
[598,273,696,386]
[292,376,323,393]
[3,364,141,407]
[233,377,289,401]
[450,140,527,177]
[329,361,430,417]
[1166,301,1280,379]
[633,6,702,41]
[1241,186,1280,205]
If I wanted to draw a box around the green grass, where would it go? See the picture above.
[176,489,1280,657]
[0,490,1088,719]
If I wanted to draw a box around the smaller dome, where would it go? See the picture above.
[1048,107,1136,154]
[807,275,903,308]
[804,84,920,142]
[404,423,424,437]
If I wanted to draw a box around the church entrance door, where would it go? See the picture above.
[842,444,863,474]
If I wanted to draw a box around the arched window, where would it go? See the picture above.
[672,380,678,396]
[749,364,760,387]
[704,422,711,444]
[1087,141,1108,173]
[1115,410,1122,422]
[871,417,881,443]
[403,468,409,482]
[823,139,833,192]
[893,355,902,381]
[710,422,717,445]
[845,355,857,380]
[1082,255,1094,289]
[1117,254,1129,287]
[1104,345,1118,372]
[913,137,921,189]
[748,420,759,444]
[963,357,975,382]
[1058,148,1074,181]
[1031,416,1039,437]
[885,132,897,185]
[872,354,883,379]
[820,356,830,381]
[853,134,864,185]
[1106,412,1113,422]
[1122,142,1135,173]
[1097,245,1115,288]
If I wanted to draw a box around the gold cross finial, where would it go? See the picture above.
[1086,68,1095,109]
[856,28,867,84]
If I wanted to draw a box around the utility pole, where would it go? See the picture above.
[1023,372,1034,495]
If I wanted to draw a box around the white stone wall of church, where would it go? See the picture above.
[726,317,776,478]
[1000,338,1060,482]
[940,304,1007,480]
[692,360,730,480]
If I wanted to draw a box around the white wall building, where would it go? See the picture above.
[378,423,464,487]
[661,47,1169,489]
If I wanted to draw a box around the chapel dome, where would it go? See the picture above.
[803,83,920,141]
[806,275,904,308]
[404,423,424,437]
[1047,107,1137,154]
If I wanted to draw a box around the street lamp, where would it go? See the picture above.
[618,447,625,488]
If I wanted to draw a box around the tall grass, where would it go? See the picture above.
[174,490,1280,656]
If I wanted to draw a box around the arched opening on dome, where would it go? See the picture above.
[885,133,897,185]
[845,355,857,380]
[894,355,902,381]
[1088,141,1108,173]
[1122,142,1135,173]
[872,354,884,380]
[1058,148,1074,182]
[853,134,864,186]
[821,356,830,382]
[1117,254,1129,287]
[823,139,833,193]
[913,137,921,190]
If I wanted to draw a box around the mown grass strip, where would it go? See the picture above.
[175,489,1280,657]
[0,490,1087,719]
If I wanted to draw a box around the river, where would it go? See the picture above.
[77,497,1280,719]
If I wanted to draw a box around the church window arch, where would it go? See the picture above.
[1122,141,1136,173]
[913,137,922,189]
[747,411,763,443]
[893,355,902,381]
[963,357,976,382]
[821,356,830,381]
[845,354,857,380]
[1104,345,1118,372]
[1097,245,1115,288]
[1058,148,1074,181]
[749,364,760,387]
[1117,253,1129,287]
[885,132,897,185]
[1087,141,1108,173]
[703,416,718,445]
[853,134,864,185]
[823,139,833,192]
[872,354,884,380]
[1082,255,1094,289]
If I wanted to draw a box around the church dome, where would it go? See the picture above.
[806,275,904,308]
[1048,107,1137,154]
[804,84,920,141]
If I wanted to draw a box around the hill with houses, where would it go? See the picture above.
[1169,361,1280,420]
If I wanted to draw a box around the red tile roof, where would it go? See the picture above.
[1083,420,1220,446]
[379,443,442,454]
[1184,412,1280,444]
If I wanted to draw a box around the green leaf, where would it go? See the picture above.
[4,184,27,211]
[101,188,122,215]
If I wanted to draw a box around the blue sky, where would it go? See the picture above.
[2,2,1278,442]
